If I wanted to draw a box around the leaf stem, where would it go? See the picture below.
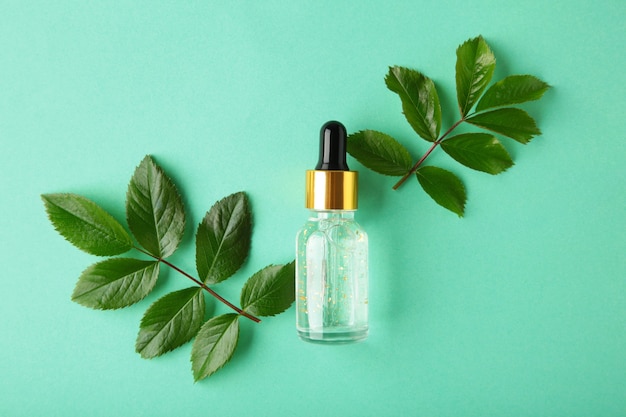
[133,245,261,323]
[392,118,466,190]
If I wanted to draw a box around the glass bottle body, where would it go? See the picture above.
[296,210,368,343]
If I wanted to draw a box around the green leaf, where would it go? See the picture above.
[416,166,466,217]
[72,258,159,309]
[191,314,239,381]
[196,192,252,285]
[441,133,514,174]
[240,262,295,317]
[136,287,205,359]
[456,35,496,117]
[466,108,541,144]
[42,193,132,256]
[346,130,413,176]
[476,75,550,112]
[126,155,186,258]
[385,66,442,142]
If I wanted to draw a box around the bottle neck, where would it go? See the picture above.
[309,210,356,220]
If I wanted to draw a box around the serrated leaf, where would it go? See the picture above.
[476,75,550,112]
[126,155,185,259]
[346,130,413,176]
[196,192,252,285]
[466,108,541,144]
[42,193,132,256]
[191,314,239,381]
[72,258,159,309]
[136,287,205,359]
[456,36,496,117]
[441,133,514,174]
[416,166,466,217]
[385,66,442,142]
[240,262,295,317]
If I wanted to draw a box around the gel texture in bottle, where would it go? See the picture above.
[296,121,369,343]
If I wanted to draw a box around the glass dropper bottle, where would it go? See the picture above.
[296,121,369,344]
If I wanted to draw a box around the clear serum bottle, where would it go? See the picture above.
[296,121,369,344]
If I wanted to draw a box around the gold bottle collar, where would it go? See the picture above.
[305,170,358,210]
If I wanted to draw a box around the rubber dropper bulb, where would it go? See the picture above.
[315,121,349,171]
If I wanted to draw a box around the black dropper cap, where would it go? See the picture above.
[306,121,357,210]
[315,121,349,171]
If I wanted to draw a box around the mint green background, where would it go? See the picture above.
[1,1,625,416]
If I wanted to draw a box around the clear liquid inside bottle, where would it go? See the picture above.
[296,210,368,344]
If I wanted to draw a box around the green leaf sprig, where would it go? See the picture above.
[42,155,295,381]
[347,35,550,216]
